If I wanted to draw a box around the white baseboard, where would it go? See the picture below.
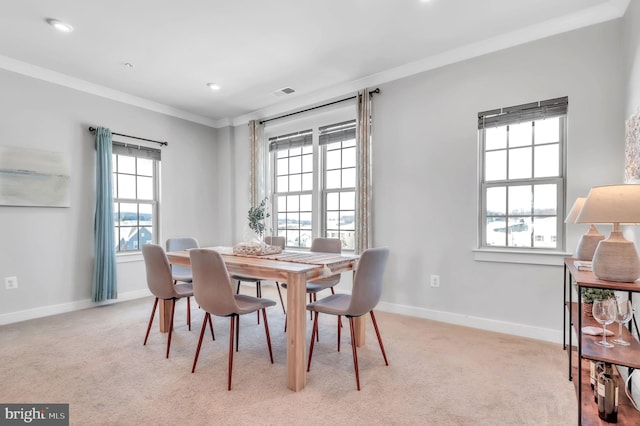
[1,289,562,345]
[0,289,151,326]
[376,300,563,344]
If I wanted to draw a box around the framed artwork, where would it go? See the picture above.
[0,146,70,207]
[625,110,640,183]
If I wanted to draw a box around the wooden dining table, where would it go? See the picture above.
[165,246,360,391]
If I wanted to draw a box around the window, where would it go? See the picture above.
[320,121,356,250]
[269,116,357,250]
[478,97,567,251]
[112,142,160,252]
[270,130,314,248]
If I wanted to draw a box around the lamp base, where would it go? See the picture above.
[592,231,640,282]
[575,233,605,261]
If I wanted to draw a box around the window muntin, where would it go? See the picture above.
[274,144,314,248]
[479,98,566,250]
[112,144,160,253]
[322,132,356,250]
[269,118,357,250]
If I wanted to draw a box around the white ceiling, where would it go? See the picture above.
[0,0,629,127]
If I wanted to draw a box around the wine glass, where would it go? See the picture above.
[592,299,616,348]
[611,299,634,346]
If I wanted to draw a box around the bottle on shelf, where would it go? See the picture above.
[597,363,619,423]
[592,361,605,403]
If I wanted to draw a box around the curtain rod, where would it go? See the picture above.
[259,88,380,125]
[88,127,168,146]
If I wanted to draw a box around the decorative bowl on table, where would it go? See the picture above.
[232,242,282,256]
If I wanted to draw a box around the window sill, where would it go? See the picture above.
[472,248,572,266]
[116,252,143,263]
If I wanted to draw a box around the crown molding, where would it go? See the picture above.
[0,54,219,128]
[229,0,630,127]
[0,0,629,130]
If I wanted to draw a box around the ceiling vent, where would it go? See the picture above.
[274,87,296,96]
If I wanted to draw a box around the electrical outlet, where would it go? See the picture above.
[5,276,18,290]
[430,274,440,288]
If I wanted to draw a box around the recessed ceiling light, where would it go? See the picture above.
[46,18,74,33]
[207,83,221,91]
[123,62,135,69]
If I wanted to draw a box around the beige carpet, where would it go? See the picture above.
[0,285,576,425]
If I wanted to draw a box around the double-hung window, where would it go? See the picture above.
[112,142,160,252]
[478,97,567,251]
[270,130,314,248]
[320,120,356,250]
[268,115,357,250]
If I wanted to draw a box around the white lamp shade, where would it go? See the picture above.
[576,184,640,224]
[575,184,640,282]
[565,197,586,224]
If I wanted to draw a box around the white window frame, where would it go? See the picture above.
[112,142,160,254]
[475,97,571,265]
[265,105,357,251]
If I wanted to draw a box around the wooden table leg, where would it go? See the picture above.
[286,272,306,391]
[159,300,172,333]
[353,316,366,347]
[351,270,365,346]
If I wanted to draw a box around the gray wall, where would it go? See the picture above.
[230,19,626,342]
[625,0,640,117]
[372,20,625,340]
[0,69,219,321]
[1,14,634,343]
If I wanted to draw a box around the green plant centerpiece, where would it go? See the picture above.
[233,197,282,255]
[247,197,270,241]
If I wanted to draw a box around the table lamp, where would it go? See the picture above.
[576,184,640,282]
[565,197,604,261]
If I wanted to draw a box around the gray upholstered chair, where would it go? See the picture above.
[231,236,286,317]
[282,237,342,332]
[190,248,276,390]
[306,247,390,390]
[142,244,195,358]
[166,237,199,284]
[282,237,342,302]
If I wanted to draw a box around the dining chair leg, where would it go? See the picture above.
[337,315,341,352]
[307,311,319,372]
[235,314,240,352]
[349,317,361,391]
[256,282,261,324]
[314,294,320,342]
[261,309,274,363]
[192,313,209,373]
[370,311,389,365]
[275,282,286,314]
[187,297,191,331]
[309,294,313,320]
[228,315,236,390]
[144,297,159,345]
[208,314,215,341]
[166,298,176,359]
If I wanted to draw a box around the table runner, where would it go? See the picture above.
[235,251,356,266]
[215,246,357,267]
